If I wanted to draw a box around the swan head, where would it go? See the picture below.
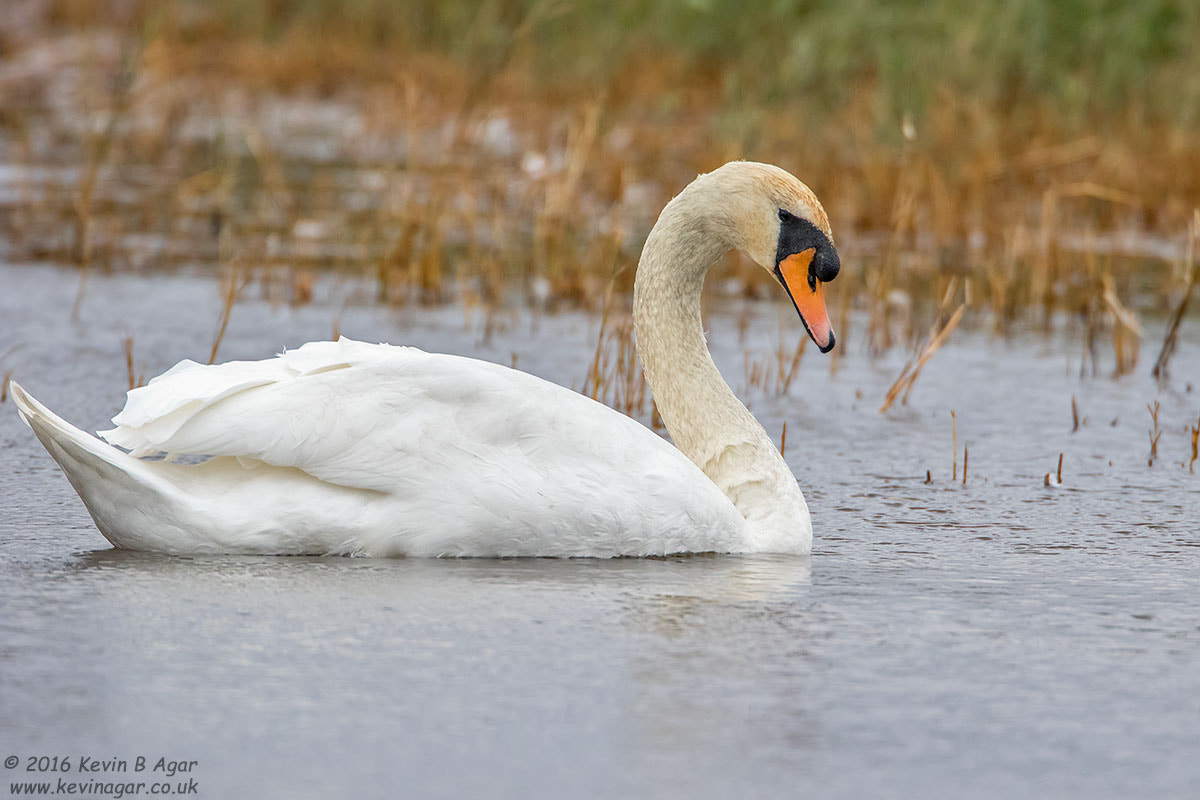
[695,161,840,352]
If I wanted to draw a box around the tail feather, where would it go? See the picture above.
[10,381,176,548]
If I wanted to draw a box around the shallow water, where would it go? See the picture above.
[1,263,1198,799]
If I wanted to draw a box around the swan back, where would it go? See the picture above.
[100,338,748,556]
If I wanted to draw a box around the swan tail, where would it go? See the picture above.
[10,381,178,549]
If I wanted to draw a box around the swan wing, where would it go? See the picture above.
[97,338,745,555]
[103,338,438,490]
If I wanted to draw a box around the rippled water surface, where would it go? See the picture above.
[2,264,1198,799]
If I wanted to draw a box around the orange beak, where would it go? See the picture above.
[777,248,835,352]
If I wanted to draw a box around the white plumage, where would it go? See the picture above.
[13,340,742,556]
[12,161,839,557]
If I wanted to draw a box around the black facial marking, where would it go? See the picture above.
[775,213,840,288]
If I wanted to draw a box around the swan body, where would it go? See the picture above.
[11,344,743,556]
[13,161,840,557]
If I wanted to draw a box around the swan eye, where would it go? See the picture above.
[778,209,794,222]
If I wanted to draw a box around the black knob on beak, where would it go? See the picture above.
[813,248,840,283]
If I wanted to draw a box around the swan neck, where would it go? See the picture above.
[632,201,731,463]
[633,188,810,552]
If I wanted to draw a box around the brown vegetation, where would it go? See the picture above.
[2,2,1199,458]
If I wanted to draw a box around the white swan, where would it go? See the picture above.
[11,161,840,557]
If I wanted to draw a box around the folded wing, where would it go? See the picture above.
[98,337,719,504]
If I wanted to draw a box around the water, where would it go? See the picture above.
[1,263,1198,799]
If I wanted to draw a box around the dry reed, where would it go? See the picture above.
[1147,402,1162,467]
[1,3,1198,399]
[69,39,141,321]
[743,331,809,397]
[1189,417,1199,473]
[1044,453,1064,486]
[209,265,250,365]
[122,335,141,390]
[879,302,964,414]
[1152,210,1199,387]
[581,288,647,420]
[950,410,958,481]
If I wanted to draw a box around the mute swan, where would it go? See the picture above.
[11,161,840,557]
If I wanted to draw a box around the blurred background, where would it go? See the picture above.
[0,0,1197,366]
[3,10,1199,796]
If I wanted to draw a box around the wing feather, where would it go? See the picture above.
[97,338,731,529]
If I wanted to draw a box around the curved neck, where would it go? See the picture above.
[632,189,811,553]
